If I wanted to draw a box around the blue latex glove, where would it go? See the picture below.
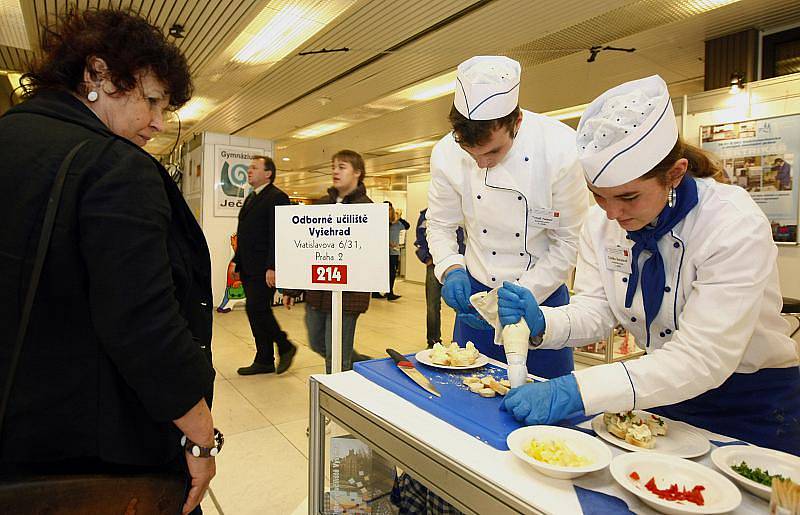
[497,281,545,336]
[441,268,471,313]
[500,374,585,425]
[458,312,493,331]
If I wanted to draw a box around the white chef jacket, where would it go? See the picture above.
[538,177,799,415]
[426,110,589,302]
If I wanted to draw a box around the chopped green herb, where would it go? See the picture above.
[731,461,787,487]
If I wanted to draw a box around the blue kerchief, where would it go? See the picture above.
[625,176,698,341]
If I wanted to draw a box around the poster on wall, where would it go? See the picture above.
[700,114,799,243]
[213,144,265,217]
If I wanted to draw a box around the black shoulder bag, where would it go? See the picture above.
[0,141,186,514]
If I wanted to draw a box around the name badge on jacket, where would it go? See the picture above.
[606,246,631,273]
[528,207,560,229]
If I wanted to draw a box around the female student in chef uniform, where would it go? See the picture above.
[426,56,588,379]
[497,75,800,454]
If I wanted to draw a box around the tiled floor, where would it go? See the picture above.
[202,279,457,514]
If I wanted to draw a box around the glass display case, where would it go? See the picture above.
[573,325,645,366]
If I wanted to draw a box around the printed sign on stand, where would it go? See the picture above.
[275,203,390,292]
[275,203,389,374]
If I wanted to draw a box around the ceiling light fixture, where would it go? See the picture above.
[230,1,357,65]
[404,71,458,101]
[385,140,439,153]
[729,72,745,95]
[542,103,589,121]
[168,23,185,38]
[281,157,291,161]
[292,121,349,139]
[176,97,217,122]
[0,0,30,50]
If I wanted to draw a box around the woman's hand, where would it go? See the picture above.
[182,452,216,514]
[173,399,215,514]
[283,295,295,309]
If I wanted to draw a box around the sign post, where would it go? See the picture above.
[275,203,389,373]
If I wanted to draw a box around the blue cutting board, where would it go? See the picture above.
[353,354,525,450]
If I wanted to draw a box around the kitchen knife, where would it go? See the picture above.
[386,348,441,397]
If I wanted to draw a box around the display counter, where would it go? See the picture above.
[308,369,768,514]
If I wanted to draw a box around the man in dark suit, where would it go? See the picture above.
[235,156,297,375]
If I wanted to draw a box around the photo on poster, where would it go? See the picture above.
[213,144,266,217]
[701,114,799,244]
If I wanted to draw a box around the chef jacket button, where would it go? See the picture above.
[524,156,529,162]
[492,251,496,255]
[515,233,520,237]
[491,277,496,282]
[664,286,671,292]
[517,196,522,200]
[477,195,481,199]
[519,252,524,256]
[483,229,487,234]
[659,332,665,338]
[625,235,631,240]
[622,277,628,283]
[630,316,637,322]
[673,242,680,248]
[665,329,672,335]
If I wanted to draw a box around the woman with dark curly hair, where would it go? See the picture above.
[0,9,218,514]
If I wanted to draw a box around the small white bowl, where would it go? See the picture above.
[506,426,612,479]
[610,452,742,515]
[711,445,800,501]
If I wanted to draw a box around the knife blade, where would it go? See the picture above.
[386,348,441,397]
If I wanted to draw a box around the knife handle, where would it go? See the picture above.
[386,348,410,366]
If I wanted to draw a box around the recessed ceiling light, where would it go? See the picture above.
[282,157,291,161]
[385,140,438,153]
[542,103,589,121]
[176,97,217,122]
[292,121,349,139]
[229,1,358,65]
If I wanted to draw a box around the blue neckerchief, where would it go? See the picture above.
[625,176,698,341]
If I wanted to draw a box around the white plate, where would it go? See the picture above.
[414,349,489,370]
[610,452,742,515]
[591,411,710,459]
[507,425,612,479]
[711,445,800,500]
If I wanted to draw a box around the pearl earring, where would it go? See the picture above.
[667,186,676,208]
[87,90,98,102]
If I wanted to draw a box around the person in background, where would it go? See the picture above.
[235,156,297,376]
[414,208,465,348]
[284,150,373,373]
[774,157,792,191]
[498,75,800,455]
[0,9,218,513]
[387,202,410,301]
[426,56,588,379]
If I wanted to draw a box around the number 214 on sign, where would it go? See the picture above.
[311,265,348,285]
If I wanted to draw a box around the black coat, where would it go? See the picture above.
[0,91,215,467]
[233,183,290,277]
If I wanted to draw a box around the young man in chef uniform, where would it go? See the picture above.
[497,75,800,454]
[426,55,589,378]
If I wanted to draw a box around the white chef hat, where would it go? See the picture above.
[453,56,521,120]
[577,75,678,188]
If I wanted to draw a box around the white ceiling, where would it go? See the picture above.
[3,0,800,196]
